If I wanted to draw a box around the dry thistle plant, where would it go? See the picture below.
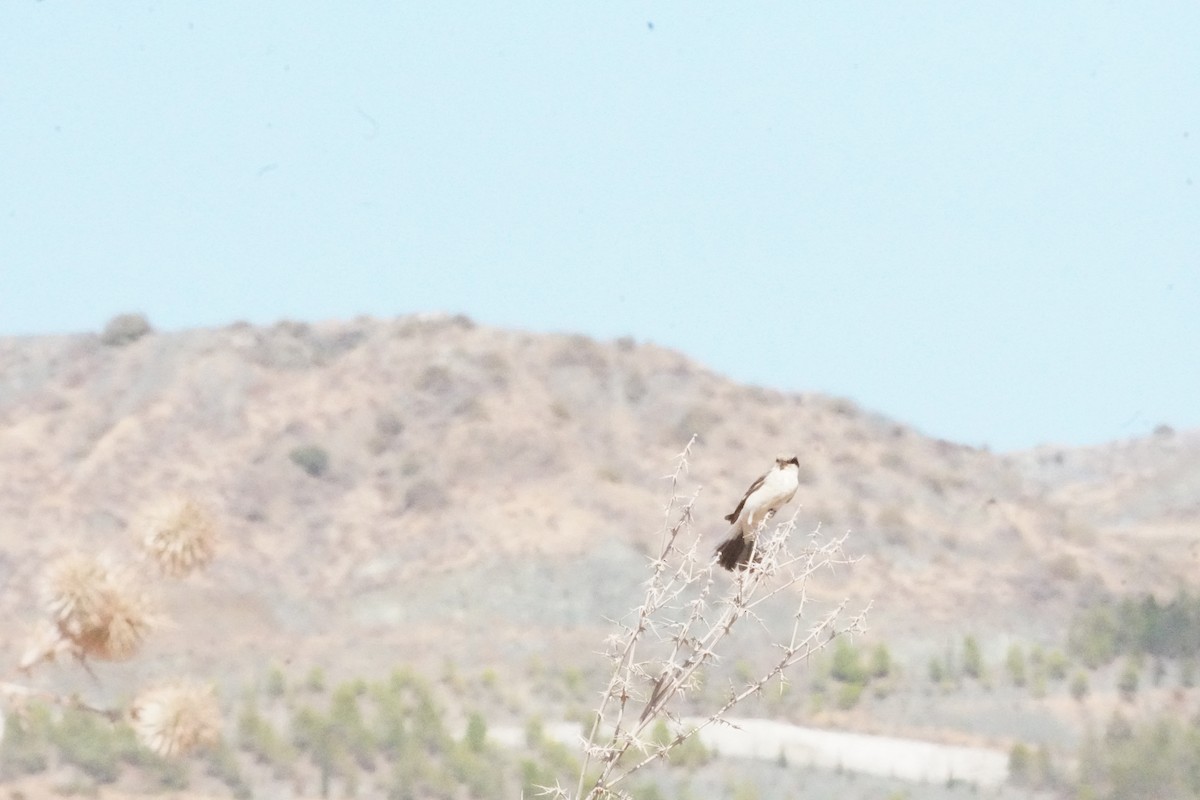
[129,681,223,757]
[560,440,866,800]
[137,494,219,577]
[4,493,224,758]
[34,552,155,665]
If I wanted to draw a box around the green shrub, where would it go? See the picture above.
[1045,649,1070,681]
[464,712,487,753]
[100,312,152,346]
[1118,660,1140,701]
[963,635,984,679]
[205,741,253,799]
[836,681,865,709]
[830,639,868,684]
[305,666,327,692]
[1008,742,1033,785]
[329,682,374,768]
[265,665,287,697]
[238,699,295,770]
[869,643,892,679]
[52,708,121,784]
[1,702,53,775]
[1077,715,1200,799]
[1006,644,1027,687]
[290,445,330,477]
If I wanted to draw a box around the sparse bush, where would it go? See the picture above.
[928,656,946,684]
[1069,590,1200,667]
[238,697,295,769]
[290,444,330,477]
[405,479,447,512]
[830,639,868,685]
[464,711,488,753]
[836,681,865,709]
[1009,742,1033,786]
[1050,553,1081,581]
[1,702,53,774]
[205,741,252,799]
[963,635,984,679]
[876,505,908,532]
[869,643,892,679]
[52,707,122,784]
[329,682,375,768]
[416,364,454,394]
[879,450,907,472]
[1069,671,1090,701]
[1077,714,1200,799]
[623,373,648,404]
[305,666,327,693]
[1006,644,1027,687]
[1045,649,1069,681]
[100,312,152,346]
[562,666,587,698]
[369,411,405,453]
[266,665,287,697]
[1118,659,1140,701]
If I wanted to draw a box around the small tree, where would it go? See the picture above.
[830,639,868,685]
[869,643,892,679]
[464,712,488,753]
[290,444,331,477]
[962,635,984,679]
[1117,660,1140,701]
[1070,671,1089,701]
[1006,644,1027,687]
[100,312,153,346]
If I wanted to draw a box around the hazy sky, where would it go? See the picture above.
[2,3,1197,451]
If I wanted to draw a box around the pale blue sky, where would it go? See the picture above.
[2,3,1197,451]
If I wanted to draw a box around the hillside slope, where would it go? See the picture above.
[0,315,1195,686]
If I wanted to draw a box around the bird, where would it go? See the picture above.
[714,456,801,570]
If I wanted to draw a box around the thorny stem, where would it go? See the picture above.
[609,604,869,789]
[576,438,697,800]
[0,680,122,722]
[574,495,864,800]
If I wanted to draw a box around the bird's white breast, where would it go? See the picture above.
[739,464,800,528]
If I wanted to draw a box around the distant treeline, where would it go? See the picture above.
[1076,712,1200,800]
[1069,591,1200,667]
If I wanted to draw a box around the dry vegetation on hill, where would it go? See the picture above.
[0,314,1197,797]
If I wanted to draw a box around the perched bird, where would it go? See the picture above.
[714,456,801,570]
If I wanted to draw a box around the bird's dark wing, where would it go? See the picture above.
[724,471,768,523]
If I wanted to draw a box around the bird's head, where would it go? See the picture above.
[777,456,800,468]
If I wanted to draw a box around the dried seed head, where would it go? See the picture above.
[43,552,117,641]
[139,496,218,577]
[41,554,154,662]
[73,581,154,662]
[129,682,222,757]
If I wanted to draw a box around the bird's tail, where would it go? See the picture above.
[714,531,751,571]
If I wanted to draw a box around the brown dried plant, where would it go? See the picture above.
[39,553,154,663]
[557,440,866,800]
[5,494,224,758]
[129,681,222,757]
[137,494,219,577]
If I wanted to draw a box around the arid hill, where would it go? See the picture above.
[1,314,1196,690]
